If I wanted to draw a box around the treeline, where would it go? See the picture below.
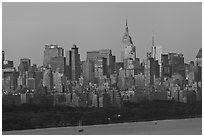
[2,100,202,131]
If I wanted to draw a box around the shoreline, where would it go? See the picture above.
[3,117,202,135]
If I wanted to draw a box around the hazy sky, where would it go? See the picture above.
[3,2,202,67]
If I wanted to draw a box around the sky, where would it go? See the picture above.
[2,2,202,67]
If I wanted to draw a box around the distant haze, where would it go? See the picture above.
[3,2,201,67]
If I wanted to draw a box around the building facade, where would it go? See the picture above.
[121,19,137,77]
[43,44,64,68]
[42,68,53,91]
[50,56,66,75]
[2,67,17,92]
[66,44,81,81]
[18,58,31,76]
[82,60,95,84]
[87,49,116,77]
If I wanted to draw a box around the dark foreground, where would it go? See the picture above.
[3,118,202,135]
[3,101,202,131]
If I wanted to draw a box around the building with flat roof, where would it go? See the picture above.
[2,67,17,92]
[66,44,81,81]
[50,56,66,75]
[43,44,64,68]
[18,58,31,76]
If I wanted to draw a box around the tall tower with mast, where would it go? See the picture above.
[121,18,137,77]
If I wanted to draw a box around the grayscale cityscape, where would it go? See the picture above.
[2,2,202,135]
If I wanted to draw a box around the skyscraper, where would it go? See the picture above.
[18,58,31,76]
[42,67,53,91]
[2,67,17,92]
[169,53,185,78]
[66,44,81,81]
[66,50,72,80]
[26,78,36,91]
[195,48,202,82]
[71,44,81,81]
[53,69,64,92]
[121,19,137,76]
[94,57,108,83]
[151,34,162,77]
[161,54,170,77]
[196,48,202,67]
[3,60,14,69]
[87,49,116,77]
[2,50,5,67]
[50,56,66,75]
[98,49,115,76]
[18,58,30,88]
[144,52,156,91]
[87,50,100,62]
[82,60,95,84]
[43,44,64,68]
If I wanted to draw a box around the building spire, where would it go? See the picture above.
[151,30,156,59]
[152,30,155,47]
[126,18,128,27]
[125,18,129,35]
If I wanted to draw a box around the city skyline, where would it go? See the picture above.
[2,3,202,134]
[3,2,201,67]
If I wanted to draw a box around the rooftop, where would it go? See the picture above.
[196,48,202,58]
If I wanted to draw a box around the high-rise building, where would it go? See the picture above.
[2,67,17,92]
[42,67,53,91]
[18,58,31,76]
[151,35,162,61]
[71,44,81,81]
[161,53,185,79]
[151,34,162,77]
[27,64,37,78]
[121,19,137,76]
[161,54,170,77]
[98,49,115,75]
[117,68,126,90]
[196,48,202,67]
[155,60,160,78]
[43,44,64,68]
[3,60,14,69]
[115,62,124,74]
[53,70,64,92]
[135,62,145,75]
[87,49,116,77]
[17,75,26,87]
[26,78,36,91]
[82,60,95,84]
[195,48,202,83]
[94,57,108,83]
[2,50,5,67]
[66,44,81,81]
[186,61,196,85]
[169,53,185,78]
[2,50,14,69]
[87,51,99,62]
[35,71,43,89]
[66,50,72,80]
[50,56,66,75]
[2,50,5,62]
[134,73,145,90]
[144,53,156,91]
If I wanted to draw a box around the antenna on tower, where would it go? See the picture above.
[152,30,155,47]
[151,30,156,59]
[124,17,129,35]
[126,17,128,27]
